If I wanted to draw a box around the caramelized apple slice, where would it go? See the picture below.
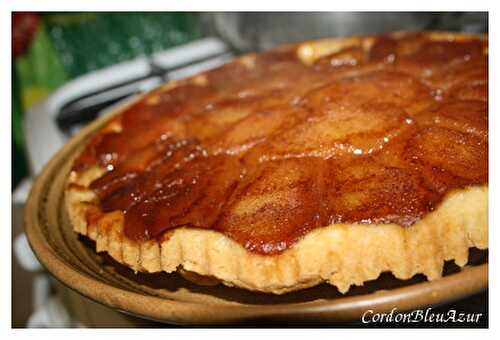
[407,126,487,182]
[217,158,328,254]
[170,155,241,228]
[396,39,484,79]
[206,105,309,156]
[263,101,412,160]
[330,166,438,226]
[415,100,487,139]
[95,141,203,212]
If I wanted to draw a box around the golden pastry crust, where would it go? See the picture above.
[66,32,488,294]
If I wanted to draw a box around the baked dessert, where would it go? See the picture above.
[66,32,488,294]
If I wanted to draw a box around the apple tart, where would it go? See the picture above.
[66,32,488,294]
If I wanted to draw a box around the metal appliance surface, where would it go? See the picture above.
[203,12,487,52]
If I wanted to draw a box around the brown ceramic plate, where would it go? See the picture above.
[24,100,488,326]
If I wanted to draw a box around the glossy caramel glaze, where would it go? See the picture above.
[73,33,488,254]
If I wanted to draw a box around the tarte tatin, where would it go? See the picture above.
[66,32,488,294]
